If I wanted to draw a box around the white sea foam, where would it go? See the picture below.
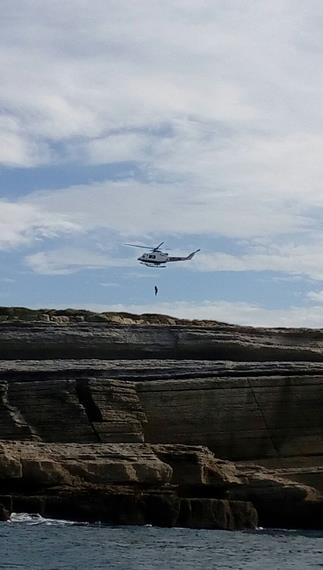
[9,512,88,526]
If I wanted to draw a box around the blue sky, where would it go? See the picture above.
[2,0,323,326]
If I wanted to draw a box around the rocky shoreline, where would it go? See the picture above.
[0,307,323,530]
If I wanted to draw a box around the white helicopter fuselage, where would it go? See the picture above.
[137,248,200,267]
[138,251,169,266]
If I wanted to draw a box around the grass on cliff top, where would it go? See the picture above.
[0,306,177,322]
[0,306,227,326]
[0,307,37,316]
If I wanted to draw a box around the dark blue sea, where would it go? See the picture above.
[1,514,323,569]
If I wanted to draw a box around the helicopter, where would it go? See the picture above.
[124,241,200,267]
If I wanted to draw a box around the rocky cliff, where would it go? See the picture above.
[0,307,323,529]
[2,306,323,360]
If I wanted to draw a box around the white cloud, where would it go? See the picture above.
[0,131,48,168]
[22,178,311,239]
[25,247,131,275]
[21,228,323,281]
[194,242,323,280]
[14,176,323,281]
[0,200,79,249]
[84,133,151,165]
[307,289,323,303]
[2,0,323,176]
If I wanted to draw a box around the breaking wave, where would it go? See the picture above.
[8,512,89,526]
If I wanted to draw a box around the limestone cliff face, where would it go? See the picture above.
[0,372,147,444]
[0,359,323,487]
[0,441,260,528]
[137,364,323,461]
[0,308,323,528]
[2,308,323,360]
[0,440,322,529]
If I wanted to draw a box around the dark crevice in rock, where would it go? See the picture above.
[247,378,280,458]
[75,379,102,442]
[176,485,227,499]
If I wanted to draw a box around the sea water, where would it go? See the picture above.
[0,514,323,570]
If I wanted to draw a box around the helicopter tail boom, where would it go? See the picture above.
[167,249,200,263]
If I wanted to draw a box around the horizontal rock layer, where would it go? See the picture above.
[0,441,260,529]
[0,441,321,529]
[0,360,322,465]
[2,313,323,360]
[137,372,323,461]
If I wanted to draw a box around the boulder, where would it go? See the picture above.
[231,463,323,529]
[152,444,240,487]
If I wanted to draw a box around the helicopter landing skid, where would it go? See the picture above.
[140,262,166,268]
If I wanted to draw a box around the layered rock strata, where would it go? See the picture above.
[0,359,322,468]
[0,308,322,528]
[2,308,323,360]
[0,373,147,444]
[0,441,321,529]
[0,441,259,529]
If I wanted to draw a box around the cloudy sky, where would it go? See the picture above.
[2,0,323,326]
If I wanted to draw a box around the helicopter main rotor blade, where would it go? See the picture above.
[153,241,165,251]
[124,243,154,249]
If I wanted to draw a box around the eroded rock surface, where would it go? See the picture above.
[231,463,323,529]
[0,440,321,529]
[2,307,323,360]
[0,308,322,528]
[0,374,147,444]
[0,441,172,486]
[0,441,258,529]
[1,360,323,469]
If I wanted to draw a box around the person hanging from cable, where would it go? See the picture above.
[154,285,158,296]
